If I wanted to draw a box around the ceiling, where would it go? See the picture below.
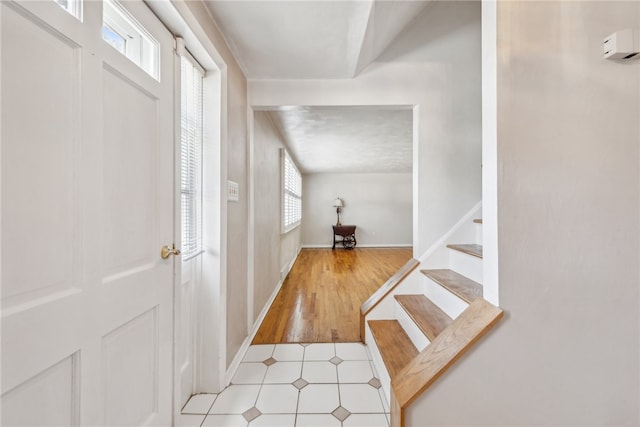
[266,106,413,174]
[202,1,429,174]
[203,0,431,79]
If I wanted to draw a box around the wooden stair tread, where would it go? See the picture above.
[473,218,483,224]
[368,320,418,380]
[393,298,504,409]
[360,258,420,342]
[394,294,452,341]
[446,243,483,258]
[421,269,483,304]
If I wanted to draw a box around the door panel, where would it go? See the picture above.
[178,258,199,406]
[1,1,175,425]
[1,353,80,426]
[102,66,158,279]
[103,308,158,426]
[1,0,80,309]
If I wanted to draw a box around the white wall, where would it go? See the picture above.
[302,173,412,247]
[249,1,482,258]
[409,1,640,425]
[251,112,301,319]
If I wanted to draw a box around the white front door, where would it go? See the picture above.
[1,1,176,425]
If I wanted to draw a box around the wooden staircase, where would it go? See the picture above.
[361,217,503,427]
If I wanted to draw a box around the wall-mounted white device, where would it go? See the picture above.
[604,29,640,60]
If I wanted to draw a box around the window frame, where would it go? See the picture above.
[53,0,82,20]
[101,0,160,80]
[281,149,302,233]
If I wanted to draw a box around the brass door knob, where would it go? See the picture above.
[161,244,181,259]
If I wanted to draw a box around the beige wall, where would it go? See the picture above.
[301,173,412,247]
[251,112,301,320]
[224,61,249,367]
[182,1,250,369]
[410,1,640,424]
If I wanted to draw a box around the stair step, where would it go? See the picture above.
[393,299,504,411]
[421,269,483,304]
[368,320,418,380]
[394,295,453,341]
[447,243,483,258]
[473,218,483,224]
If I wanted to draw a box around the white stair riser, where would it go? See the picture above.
[365,325,391,408]
[395,300,430,352]
[423,277,469,319]
[475,223,483,245]
[448,250,483,284]
[364,271,427,321]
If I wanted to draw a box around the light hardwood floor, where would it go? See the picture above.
[252,247,413,344]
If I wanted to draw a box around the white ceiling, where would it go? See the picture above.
[266,107,413,174]
[203,0,431,79]
[203,1,427,173]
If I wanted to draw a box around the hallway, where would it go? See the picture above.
[178,249,409,426]
[177,343,389,427]
[253,248,413,343]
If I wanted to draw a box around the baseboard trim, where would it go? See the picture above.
[301,244,413,249]
[359,244,413,248]
[223,246,302,386]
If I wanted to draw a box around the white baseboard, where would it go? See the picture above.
[358,244,413,248]
[301,244,412,249]
[223,246,302,386]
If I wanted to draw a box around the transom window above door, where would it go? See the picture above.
[102,0,159,80]
[53,0,81,19]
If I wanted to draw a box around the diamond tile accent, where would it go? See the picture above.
[368,377,382,389]
[292,378,309,390]
[209,344,388,425]
[242,407,261,422]
[331,406,351,422]
[329,356,343,365]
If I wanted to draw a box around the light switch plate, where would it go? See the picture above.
[227,180,239,202]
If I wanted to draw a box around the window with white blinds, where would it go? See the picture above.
[282,149,302,232]
[180,54,204,259]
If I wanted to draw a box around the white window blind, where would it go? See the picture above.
[282,149,302,232]
[180,53,204,259]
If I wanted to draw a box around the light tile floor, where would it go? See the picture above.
[177,343,390,427]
